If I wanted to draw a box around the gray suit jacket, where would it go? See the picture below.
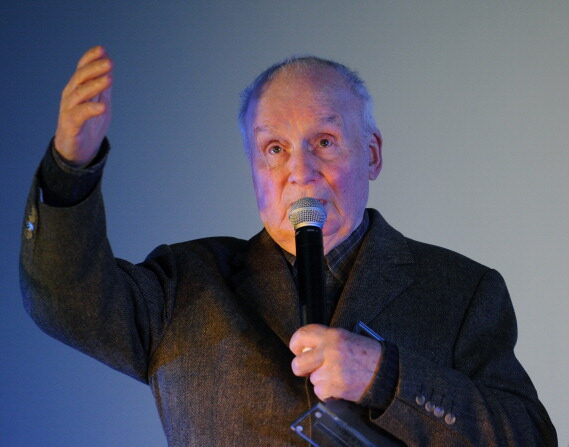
[20,177,556,446]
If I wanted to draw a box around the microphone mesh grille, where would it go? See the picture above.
[288,197,327,229]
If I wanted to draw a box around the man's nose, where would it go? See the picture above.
[287,146,318,185]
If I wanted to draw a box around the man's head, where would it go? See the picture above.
[240,57,382,255]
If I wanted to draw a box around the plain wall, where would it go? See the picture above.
[1,1,567,445]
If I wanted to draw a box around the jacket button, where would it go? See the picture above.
[24,221,35,239]
[434,406,444,418]
[425,401,434,412]
[445,413,456,425]
[415,395,426,406]
[24,207,37,240]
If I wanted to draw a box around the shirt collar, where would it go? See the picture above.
[282,210,370,283]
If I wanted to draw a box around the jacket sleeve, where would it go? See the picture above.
[365,269,557,445]
[20,156,177,384]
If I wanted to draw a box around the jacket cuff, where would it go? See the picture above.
[358,340,399,415]
[38,138,110,207]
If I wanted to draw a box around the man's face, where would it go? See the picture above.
[246,67,382,255]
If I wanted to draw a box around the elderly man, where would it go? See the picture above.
[21,47,556,446]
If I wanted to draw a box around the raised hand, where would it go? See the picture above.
[54,46,112,166]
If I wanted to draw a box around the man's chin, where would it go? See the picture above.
[322,220,343,238]
[322,231,349,254]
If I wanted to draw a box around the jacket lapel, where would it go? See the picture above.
[231,230,300,346]
[231,210,415,344]
[330,210,415,330]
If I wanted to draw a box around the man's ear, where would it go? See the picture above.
[367,130,382,180]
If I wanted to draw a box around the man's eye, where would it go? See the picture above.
[318,138,332,148]
[268,145,283,155]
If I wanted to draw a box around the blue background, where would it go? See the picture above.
[2,1,568,445]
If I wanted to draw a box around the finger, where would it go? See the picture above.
[310,367,348,401]
[63,58,113,100]
[99,79,112,107]
[312,380,335,401]
[59,102,107,133]
[63,74,112,109]
[291,347,323,376]
[76,46,107,70]
[309,367,329,388]
[289,324,328,355]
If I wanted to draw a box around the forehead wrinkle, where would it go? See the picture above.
[255,112,342,132]
[319,114,342,127]
[253,124,275,135]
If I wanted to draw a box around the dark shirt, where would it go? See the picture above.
[283,212,370,323]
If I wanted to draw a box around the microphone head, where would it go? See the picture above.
[288,197,327,230]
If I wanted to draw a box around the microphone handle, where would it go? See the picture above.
[295,226,326,326]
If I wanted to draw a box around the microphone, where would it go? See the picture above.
[288,197,327,326]
[288,199,389,446]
